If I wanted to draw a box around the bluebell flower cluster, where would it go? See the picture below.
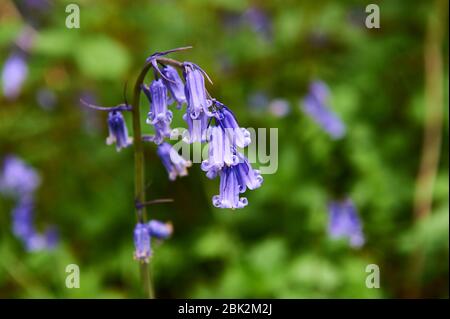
[133,220,173,263]
[301,81,346,139]
[327,198,364,248]
[82,48,265,266]
[140,57,263,209]
[0,155,57,251]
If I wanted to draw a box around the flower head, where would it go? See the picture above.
[183,63,211,119]
[301,81,346,139]
[157,142,192,181]
[133,223,151,262]
[133,220,173,263]
[142,79,173,125]
[213,167,248,209]
[214,102,251,148]
[201,126,238,179]
[328,198,365,248]
[2,51,28,100]
[106,111,132,151]
[0,156,40,197]
[182,111,209,143]
[235,153,263,192]
[148,220,173,239]
[161,65,186,109]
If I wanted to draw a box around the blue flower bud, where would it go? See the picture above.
[328,198,364,248]
[161,65,186,109]
[142,79,173,125]
[183,63,212,119]
[133,223,151,262]
[2,51,28,100]
[157,142,192,181]
[106,111,132,151]
[148,220,173,239]
[0,155,40,197]
[201,126,238,179]
[301,81,346,139]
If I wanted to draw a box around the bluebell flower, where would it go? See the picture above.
[301,81,346,139]
[182,111,209,143]
[201,126,238,179]
[213,167,248,209]
[133,223,151,262]
[11,196,58,251]
[142,79,173,125]
[2,51,28,100]
[161,65,186,109]
[235,152,263,192]
[327,198,365,248]
[106,111,132,151]
[11,196,35,240]
[148,220,173,239]
[214,102,251,148]
[0,155,40,197]
[268,98,290,118]
[26,229,58,251]
[157,142,192,181]
[183,63,212,119]
[242,7,272,41]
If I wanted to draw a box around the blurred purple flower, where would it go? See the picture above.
[36,88,57,110]
[106,111,132,151]
[328,198,365,248]
[148,220,173,239]
[134,220,173,263]
[268,98,290,118]
[1,156,57,251]
[157,142,192,181]
[133,223,151,262]
[0,155,40,197]
[2,52,28,100]
[79,91,101,134]
[242,7,272,40]
[301,81,346,139]
[247,91,269,113]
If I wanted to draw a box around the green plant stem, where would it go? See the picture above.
[408,0,447,298]
[131,61,154,299]
[131,53,187,299]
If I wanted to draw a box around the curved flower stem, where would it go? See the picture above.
[131,51,188,299]
[131,61,154,299]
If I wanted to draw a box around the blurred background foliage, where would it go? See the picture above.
[0,0,448,298]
